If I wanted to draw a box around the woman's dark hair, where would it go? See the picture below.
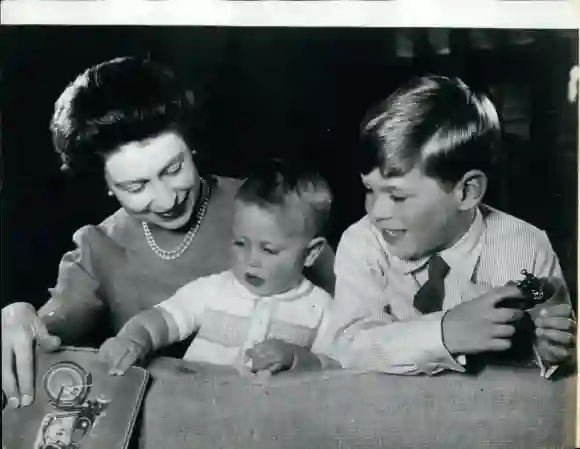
[359,75,501,186]
[50,56,196,174]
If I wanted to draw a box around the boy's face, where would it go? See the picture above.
[362,167,464,261]
[231,200,312,296]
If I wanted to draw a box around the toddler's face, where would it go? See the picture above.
[231,201,312,296]
[362,167,464,260]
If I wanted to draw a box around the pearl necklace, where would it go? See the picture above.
[142,178,212,260]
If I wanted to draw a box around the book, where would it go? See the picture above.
[2,346,149,449]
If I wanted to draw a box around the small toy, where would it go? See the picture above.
[516,269,546,302]
[515,269,554,307]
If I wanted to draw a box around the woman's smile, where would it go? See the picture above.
[154,190,190,221]
[105,132,199,230]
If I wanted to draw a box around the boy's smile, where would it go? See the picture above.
[362,167,473,261]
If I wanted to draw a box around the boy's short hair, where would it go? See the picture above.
[359,75,501,185]
[236,159,333,239]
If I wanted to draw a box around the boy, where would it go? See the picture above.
[98,160,336,375]
[324,75,576,377]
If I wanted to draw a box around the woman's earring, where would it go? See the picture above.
[107,190,114,197]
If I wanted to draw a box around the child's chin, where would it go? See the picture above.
[245,282,289,297]
[390,246,422,261]
[246,286,273,297]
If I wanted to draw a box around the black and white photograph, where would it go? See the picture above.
[1,8,578,449]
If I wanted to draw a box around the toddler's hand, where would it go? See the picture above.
[98,336,148,376]
[245,339,297,374]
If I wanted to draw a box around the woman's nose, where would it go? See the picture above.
[150,180,176,212]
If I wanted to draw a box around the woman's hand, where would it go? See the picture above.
[98,336,149,376]
[2,302,61,408]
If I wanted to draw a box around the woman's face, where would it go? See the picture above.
[104,131,200,230]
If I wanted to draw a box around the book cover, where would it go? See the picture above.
[2,347,149,449]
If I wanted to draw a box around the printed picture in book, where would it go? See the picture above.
[35,362,111,449]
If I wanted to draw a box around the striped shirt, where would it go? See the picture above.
[323,204,566,376]
[156,271,332,368]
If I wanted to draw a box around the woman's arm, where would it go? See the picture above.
[2,226,104,408]
[39,226,106,344]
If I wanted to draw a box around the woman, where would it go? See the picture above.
[2,57,335,409]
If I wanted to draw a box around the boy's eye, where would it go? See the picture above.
[232,240,245,247]
[165,161,183,175]
[390,195,408,203]
[262,247,279,255]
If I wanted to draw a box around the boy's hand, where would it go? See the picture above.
[534,305,576,364]
[245,339,297,374]
[442,285,526,355]
[98,336,148,376]
[531,277,576,365]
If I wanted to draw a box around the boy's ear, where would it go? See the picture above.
[454,170,487,211]
[304,237,327,268]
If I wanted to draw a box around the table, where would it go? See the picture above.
[138,358,577,449]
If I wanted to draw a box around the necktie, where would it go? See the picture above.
[413,254,450,314]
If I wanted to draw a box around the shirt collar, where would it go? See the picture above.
[371,207,484,276]
[439,208,484,277]
[229,271,314,302]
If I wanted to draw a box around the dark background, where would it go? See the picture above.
[1,27,577,309]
